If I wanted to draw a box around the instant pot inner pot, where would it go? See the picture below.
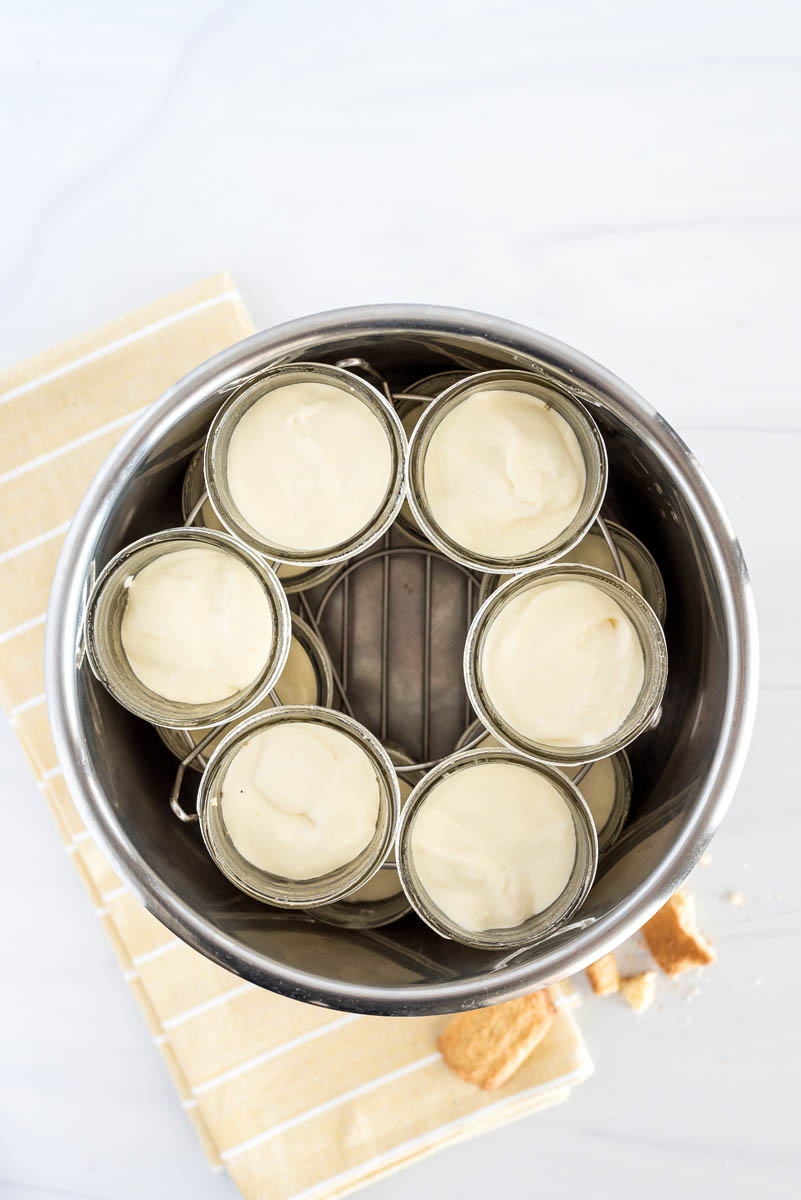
[78,330,727,995]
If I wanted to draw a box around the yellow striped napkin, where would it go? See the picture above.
[0,274,593,1200]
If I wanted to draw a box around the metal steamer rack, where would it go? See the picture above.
[168,357,627,825]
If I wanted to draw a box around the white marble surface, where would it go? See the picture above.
[1,1,799,1196]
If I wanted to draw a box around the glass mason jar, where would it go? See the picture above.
[396,746,598,950]
[204,362,408,568]
[557,519,666,624]
[308,745,422,929]
[465,563,668,766]
[399,369,471,400]
[156,611,334,770]
[84,527,291,729]
[455,719,632,858]
[197,706,401,908]
[393,371,471,546]
[477,518,667,625]
[182,447,341,595]
[405,369,608,574]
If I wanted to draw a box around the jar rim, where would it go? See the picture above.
[464,562,668,765]
[405,368,608,574]
[83,526,291,730]
[395,747,598,950]
[197,705,401,908]
[203,361,408,567]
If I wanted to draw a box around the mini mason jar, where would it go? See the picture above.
[559,519,667,625]
[477,518,667,625]
[204,362,408,568]
[393,371,472,546]
[181,447,340,595]
[574,749,632,857]
[465,563,668,766]
[84,527,291,729]
[406,369,608,574]
[156,612,334,770]
[454,720,631,858]
[309,746,422,929]
[197,706,401,908]
[396,747,598,950]
[398,369,471,400]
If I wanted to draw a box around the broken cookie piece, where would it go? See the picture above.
[620,971,657,1013]
[642,888,715,976]
[586,953,620,996]
[438,990,556,1090]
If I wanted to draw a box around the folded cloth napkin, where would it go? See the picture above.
[0,274,593,1200]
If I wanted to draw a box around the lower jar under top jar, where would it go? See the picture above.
[182,447,335,591]
[464,725,630,854]
[157,613,333,770]
[340,770,414,904]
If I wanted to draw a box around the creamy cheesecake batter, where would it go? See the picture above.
[188,633,318,758]
[423,388,586,557]
[410,762,576,932]
[226,381,393,552]
[481,580,645,748]
[120,547,272,704]
[221,722,380,879]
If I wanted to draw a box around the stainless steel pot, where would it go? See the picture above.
[45,305,758,1015]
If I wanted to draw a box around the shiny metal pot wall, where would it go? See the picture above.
[45,305,758,1016]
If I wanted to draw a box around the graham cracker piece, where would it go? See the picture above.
[438,990,556,1091]
[586,953,620,996]
[620,971,657,1013]
[642,888,716,977]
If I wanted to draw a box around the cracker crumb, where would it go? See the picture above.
[438,990,556,1090]
[586,953,620,996]
[728,891,746,906]
[642,889,715,976]
[699,853,712,868]
[620,971,657,1014]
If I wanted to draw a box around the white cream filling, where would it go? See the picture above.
[120,547,272,704]
[221,722,380,879]
[410,762,576,932]
[482,580,645,747]
[226,381,393,552]
[423,388,586,557]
